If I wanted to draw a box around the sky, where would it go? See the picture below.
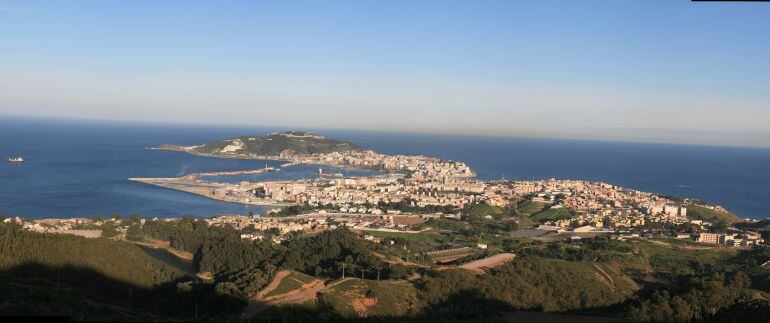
[1,0,769,147]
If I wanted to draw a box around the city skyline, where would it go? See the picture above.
[1,0,770,147]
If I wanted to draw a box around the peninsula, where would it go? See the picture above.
[151,131,363,159]
[132,131,756,248]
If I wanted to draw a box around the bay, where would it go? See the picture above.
[1,116,768,219]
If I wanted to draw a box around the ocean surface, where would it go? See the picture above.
[1,117,769,219]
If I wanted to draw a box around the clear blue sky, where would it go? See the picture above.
[1,0,769,147]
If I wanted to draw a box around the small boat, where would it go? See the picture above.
[5,156,24,163]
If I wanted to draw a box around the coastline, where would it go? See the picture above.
[147,146,420,175]
[129,177,294,207]
[148,146,292,161]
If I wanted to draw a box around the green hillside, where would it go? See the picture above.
[6,218,768,322]
[0,224,184,290]
[263,271,317,298]
[319,279,421,318]
[687,204,741,224]
[0,223,243,321]
[191,131,363,156]
[0,224,187,320]
[517,200,548,215]
[531,208,574,223]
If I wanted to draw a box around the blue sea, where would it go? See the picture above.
[1,117,769,219]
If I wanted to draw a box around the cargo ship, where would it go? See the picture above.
[5,156,24,163]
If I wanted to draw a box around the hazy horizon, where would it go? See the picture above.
[5,113,770,151]
[2,0,769,147]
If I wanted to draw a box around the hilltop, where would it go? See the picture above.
[157,131,364,157]
[687,204,742,224]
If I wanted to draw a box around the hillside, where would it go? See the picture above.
[516,200,548,216]
[176,131,363,156]
[530,208,573,223]
[0,223,243,321]
[687,204,742,224]
[7,220,770,322]
[0,224,185,290]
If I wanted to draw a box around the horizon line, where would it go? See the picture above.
[3,113,770,151]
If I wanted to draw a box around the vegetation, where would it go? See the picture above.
[360,229,449,253]
[378,199,459,215]
[263,271,313,298]
[0,223,183,290]
[190,131,363,156]
[0,223,243,321]
[625,272,751,322]
[319,279,421,318]
[516,200,548,215]
[6,215,770,322]
[687,204,741,224]
[530,207,573,223]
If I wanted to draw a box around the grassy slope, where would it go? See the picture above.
[531,208,574,223]
[264,278,421,318]
[600,240,732,278]
[0,229,185,289]
[262,240,745,320]
[687,205,741,223]
[0,226,189,320]
[517,200,548,216]
[541,259,638,297]
[360,230,449,251]
[194,132,362,155]
[465,203,505,218]
[486,240,735,312]
[264,271,318,298]
[321,279,420,318]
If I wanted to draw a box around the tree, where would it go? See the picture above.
[389,264,410,279]
[711,221,729,233]
[101,222,119,239]
[229,269,268,297]
[125,225,142,241]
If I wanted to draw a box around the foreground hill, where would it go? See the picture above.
[160,131,363,157]
[6,218,770,322]
[0,223,242,321]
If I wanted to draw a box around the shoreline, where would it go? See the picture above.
[129,177,294,207]
[137,141,755,228]
[148,146,413,175]
[148,146,292,161]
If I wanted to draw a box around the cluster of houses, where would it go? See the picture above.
[697,232,764,246]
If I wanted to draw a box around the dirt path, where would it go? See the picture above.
[267,280,325,305]
[242,271,329,319]
[593,263,615,289]
[459,253,516,273]
[255,270,292,298]
[326,277,354,288]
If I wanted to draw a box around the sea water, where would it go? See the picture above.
[1,116,769,219]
